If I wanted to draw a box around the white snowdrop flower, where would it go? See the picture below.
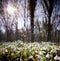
[18,40,23,45]
[39,51,43,56]
[35,54,41,59]
[58,56,60,61]
[28,44,32,48]
[54,55,58,60]
[5,49,8,52]
[17,48,22,50]
[20,42,23,45]
[29,55,33,59]
[29,49,32,52]
[59,46,60,49]
[53,49,57,53]
[42,47,47,51]
[3,51,5,54]
[14,48,17,52]
[16,51,20,54]
[11,53,14,56]
[5,46,8,49]
[32,47,36,50]
[46,53,50,59]
[54,55,60,61]
[35,51,38,53]
[51,49,57,53]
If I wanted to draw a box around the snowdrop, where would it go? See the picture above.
[35,50,38,54]
[54,55,58,60]
[35,54,41,59]
[0,41,60,61]
[5,49,8,52]
[29,55,33,59]
[50,49,57,53]
[14,47,17,52]
[46,53,50,59]
[39,51,43,56]
[54,55,60,61]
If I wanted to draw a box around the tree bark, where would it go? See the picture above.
[41,0,54,41]
[29,0,37,42]
[47,16,51,41]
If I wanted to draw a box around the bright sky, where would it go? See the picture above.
[18,17,24,29]
[1,0,60,31]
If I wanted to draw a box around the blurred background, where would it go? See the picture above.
[0,0,60,42]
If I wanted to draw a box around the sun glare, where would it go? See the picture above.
[7,4,17,16]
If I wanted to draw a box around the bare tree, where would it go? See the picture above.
[29,0,37,42]
[41,0,54,41]
[34,19,41,41]
[52,14,60,42]
[0,0,4,14]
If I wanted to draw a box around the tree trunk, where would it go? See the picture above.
[6,28,10,41]
[29,0,37,42]
[0,0,4,15]
[15,22,18,41]
[31,17,34,42]
[47,16,51,41]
